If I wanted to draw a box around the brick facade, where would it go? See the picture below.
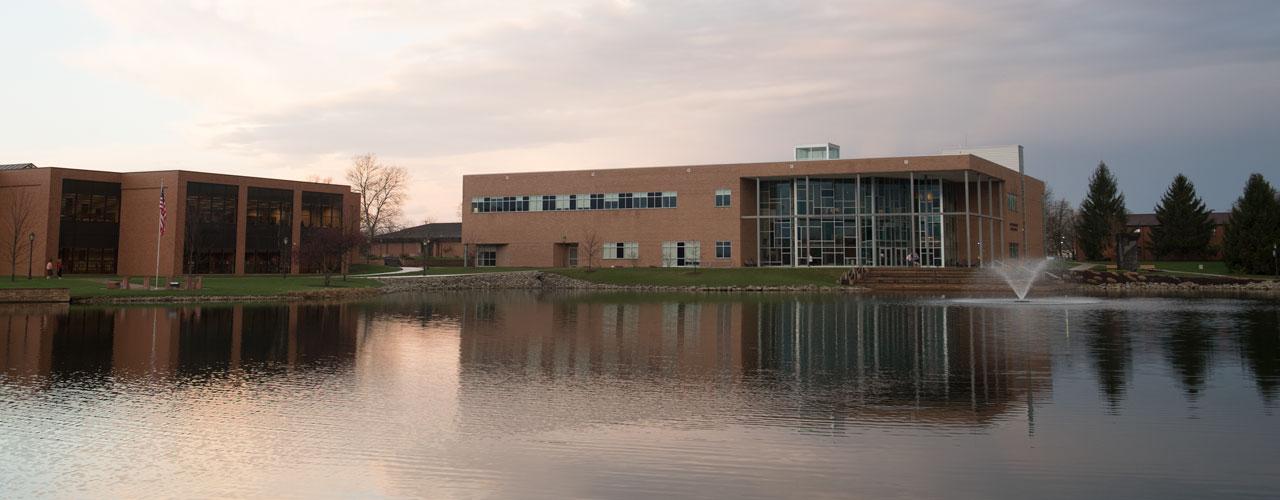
[462,154,1045,268]
[0,167,359,277]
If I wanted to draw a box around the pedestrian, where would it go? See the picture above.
[905,252,914,267]
[45,260,53,279]
[55,258,63,279]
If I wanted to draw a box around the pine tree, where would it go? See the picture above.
[1223,173,1280,274]
[1076,162,1128,261]
[1150,174,1216,260]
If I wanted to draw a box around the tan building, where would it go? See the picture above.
[0,164,359,277]
[461,146,1045,268]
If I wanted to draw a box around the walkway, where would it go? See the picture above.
[351,267,423,277]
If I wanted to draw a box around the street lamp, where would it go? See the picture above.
[1273,243,1277,280]
[27,233,34,280]
[421,238,431,276]
[282,236,290,279]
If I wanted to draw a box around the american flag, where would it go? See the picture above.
[158,185,167,236]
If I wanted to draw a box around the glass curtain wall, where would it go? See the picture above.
[58,179,121,274]
[185,182,238,274]
[245,187,293,274]
[756,176,946,267]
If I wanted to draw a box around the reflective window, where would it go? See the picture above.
[58,179,121,274]
[185,182,238,274]
[715,189,731,207]
[715,241,731,259]
[471,191,676,213]
[603,242,639,260]
[661,241,700,267]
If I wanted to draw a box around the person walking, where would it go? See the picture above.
[45,260,53,279]
[55,258,63,279]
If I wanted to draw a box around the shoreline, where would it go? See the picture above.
[15,270,1279,305]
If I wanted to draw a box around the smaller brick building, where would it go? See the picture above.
[1125,212,1230,261]
[369,223,463,259]
[0,164,359,277]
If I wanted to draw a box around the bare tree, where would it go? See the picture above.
[581,229,600,269]
[305,174,333,184]
[299,224,367,286]
[346,153,409,238]
[2,188,38,281]
[421,215,437,226]
[1044,187,1078,260]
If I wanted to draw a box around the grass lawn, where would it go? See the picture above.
[1077,260,1276,279]
[0,273,380,299]
[1150,261,1276,279]
[552,267,847,287]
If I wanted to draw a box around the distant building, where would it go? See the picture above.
[0,164,359,276]
[1126,212,1230,261]
[462,145,1044,268]
[369,223,463,259]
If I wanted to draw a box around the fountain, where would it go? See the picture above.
[992,259,1051,301]
[949,259,1101,306]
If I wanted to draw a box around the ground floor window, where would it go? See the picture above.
[476,246,498,267]
[661,241,700,267]
[715,241,731,259]
[59,246,117,274]
[603,242,639,260]
[1009,243,1019,259]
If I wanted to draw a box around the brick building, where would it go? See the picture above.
[0,164,359,277]
[369,222,463,259]
[462,146,1045,268]
[1125,212,1230,261]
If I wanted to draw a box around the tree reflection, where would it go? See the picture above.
[1163,312,1213,400]
[1086,310,1131,410]
[1236,308,1280,402]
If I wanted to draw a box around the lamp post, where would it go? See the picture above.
[27,233,34,280]
[1273,243,1277,280]
[421,239,430,276]
[282,236,290,279]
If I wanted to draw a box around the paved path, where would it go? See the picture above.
[1069,263,1094,272]
[351,267,423,277]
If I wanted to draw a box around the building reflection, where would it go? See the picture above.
[0,303,358,384]
[454,294,1055,426]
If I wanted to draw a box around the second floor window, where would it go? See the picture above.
[715,189,731,207]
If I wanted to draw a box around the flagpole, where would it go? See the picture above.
[155,179,163,290]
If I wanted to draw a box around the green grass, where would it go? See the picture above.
[0,273,380,299]
[1149,261,1276,279]
[1076,260,1276,279]
[551,267,848,287]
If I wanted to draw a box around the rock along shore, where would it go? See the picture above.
[376,271,865,293]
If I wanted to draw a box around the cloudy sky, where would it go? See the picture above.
[3,0,1278,221]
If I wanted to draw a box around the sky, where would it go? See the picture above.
[2,0,1278,222]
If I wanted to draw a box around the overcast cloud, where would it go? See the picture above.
[2,0,1278,220]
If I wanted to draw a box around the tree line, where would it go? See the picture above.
[1045,163,1280,274]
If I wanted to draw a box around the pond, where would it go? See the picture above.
[1,293,1278,498]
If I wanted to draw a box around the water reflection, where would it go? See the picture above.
[0,303,358,384]
[2,294,1279,498]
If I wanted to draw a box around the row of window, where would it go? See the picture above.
[601,241,733,263]
[471,191,680,213]
[60,192,121,223]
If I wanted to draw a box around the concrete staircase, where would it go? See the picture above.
[842,267,1069,293]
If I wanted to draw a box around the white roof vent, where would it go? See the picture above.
[794,143,840,161]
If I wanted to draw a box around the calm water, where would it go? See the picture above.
[1,292,1278,499]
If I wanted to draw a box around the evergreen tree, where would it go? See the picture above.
[1150,174,1216,260]
[1223,173,1280,274]
[1075,162,1128,261]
